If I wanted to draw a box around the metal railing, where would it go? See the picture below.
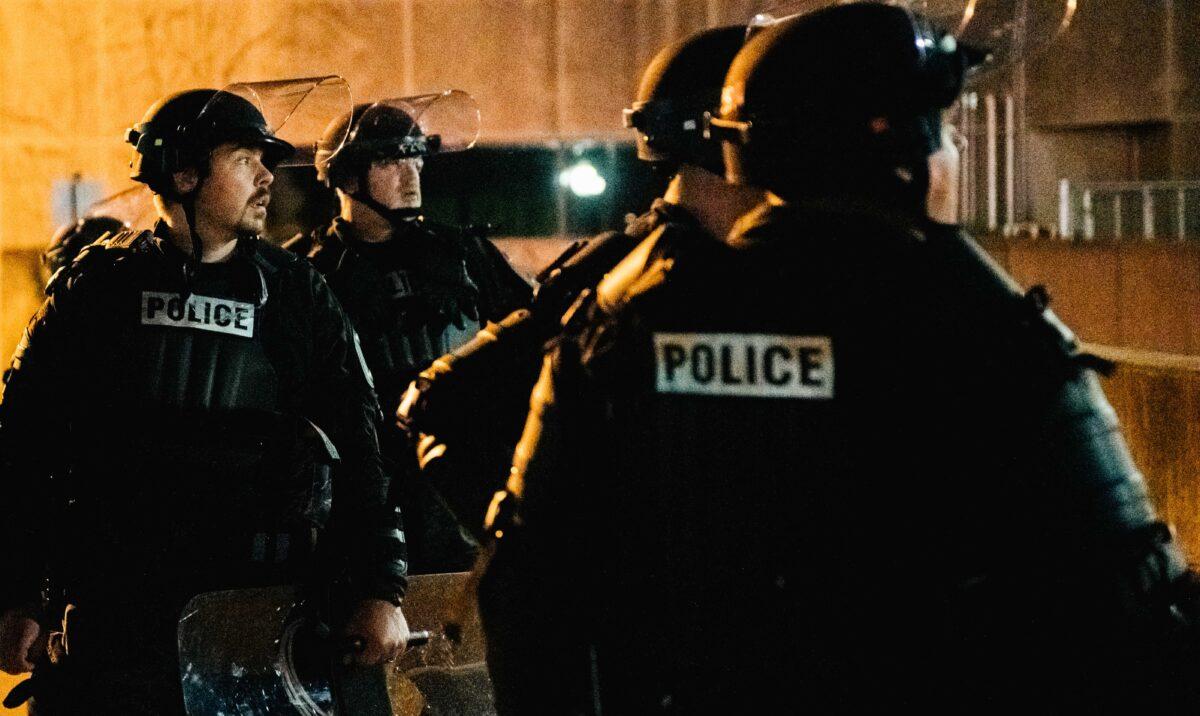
[1059,179,1200,241]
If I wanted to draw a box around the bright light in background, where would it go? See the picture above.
[558,160,607,197]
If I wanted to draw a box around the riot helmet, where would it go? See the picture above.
[125,77,348,298]
[316,90,480,190]
[316,103,424,189]
[622,25,746,175]
[711,2,973,202]
[315,91,479,225]
[127,89,294,198]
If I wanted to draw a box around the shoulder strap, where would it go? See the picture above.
[920,225,1091,372]
[594,222,686,316]
[104,228,152,251]
[45,229,153,295]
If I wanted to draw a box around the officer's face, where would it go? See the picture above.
[367,157,423,210]
[197,143,274,235]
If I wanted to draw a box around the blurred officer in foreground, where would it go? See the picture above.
[397,26,764,543]
[478,4,1200,713]
[40,215,127,287]
[288,94,530,573]
[475,25,768,714]
[0,82,408,714]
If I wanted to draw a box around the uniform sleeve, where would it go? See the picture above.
[479,336,604,714]
[304,270,408,602]
[464,235,532,322]
[923,223,1198,680]
[0,290,77,611]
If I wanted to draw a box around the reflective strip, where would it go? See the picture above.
[351,329,375,390]
[654,332,834,399]
[141,291,255,338]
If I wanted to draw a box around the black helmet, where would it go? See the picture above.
[42,215,127,280]
[127,89,295,196]
[622,25,744,175]
[712,2,972,198]
[315,103,434,189]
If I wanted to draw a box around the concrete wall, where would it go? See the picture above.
[1019,0,1200,229]
[0,0,780,372]
[0,0,772,254]
[1026,0,1173,129]
[986,238,1200,354]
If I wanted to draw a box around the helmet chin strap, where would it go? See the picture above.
[352,168,422,229]
[180,192,204,300]
[178,177,262,304]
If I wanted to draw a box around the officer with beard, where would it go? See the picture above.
[288,97,530,573]
[0,86,408,714]
[479,4,1200,713]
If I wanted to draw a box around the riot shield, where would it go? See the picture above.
[178,573,494,715]
[178,584,342,715]
[387,572,495,716]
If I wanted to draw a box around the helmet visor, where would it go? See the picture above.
[356,90,482,159]
[916,0,1078,78]
[201,75,352,168]
[748,1,1075,83]
[84,185,158,231]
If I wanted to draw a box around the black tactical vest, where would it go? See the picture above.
[300,218,527,412]
[500,201,1178,712]
[40,229,340,597]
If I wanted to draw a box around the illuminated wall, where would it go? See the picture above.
[0,0,773,371]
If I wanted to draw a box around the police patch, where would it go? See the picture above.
[141,291,255,338]
[654,333,833,399]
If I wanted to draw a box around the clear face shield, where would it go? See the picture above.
[198,75,353,168]
[717,0,1077,220]
[744,1,1077,81]
[912,1,1077,223]
[349,89,482,161]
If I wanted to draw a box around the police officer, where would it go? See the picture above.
[41,215,127,286]
[0,86,408,714]
[480,4,1200,713]
[474,26,772,714]
[288,96,531,573]
[395,27,765,546]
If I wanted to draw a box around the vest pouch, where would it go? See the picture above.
[61,410,337,591]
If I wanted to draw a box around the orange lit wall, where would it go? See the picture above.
[985,238,1200,355]
[0,0,775,373]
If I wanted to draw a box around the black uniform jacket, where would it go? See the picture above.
[0,225,406,609]
[287,216,530,573]
[482,199,1196,713]
[288,217,531,415]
